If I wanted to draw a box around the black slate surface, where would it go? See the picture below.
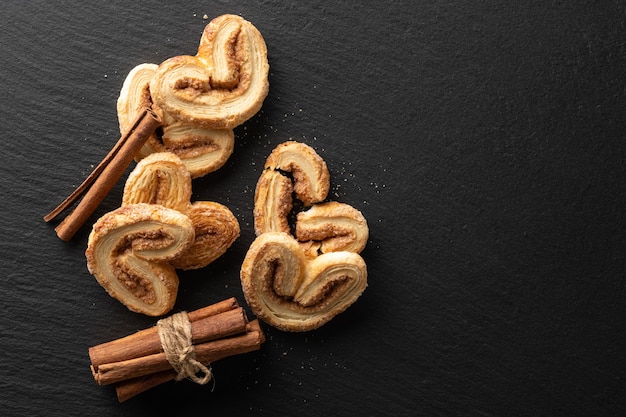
[1,1,625,416]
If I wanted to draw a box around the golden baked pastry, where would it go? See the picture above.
[243,141,369,331]
[117,63,235,178]
[296,201,368,255]
[149,14,269,129]
[122,152,239,270]
[86,203,194,316]
[240,232,367,332]
[263,141,330,206]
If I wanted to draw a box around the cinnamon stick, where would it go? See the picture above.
[43,108,156,223]
[194,319,265,363]
[91,308,249,385]
[45,107,162,241]
[114,320,265,402]
[89,297,240,368]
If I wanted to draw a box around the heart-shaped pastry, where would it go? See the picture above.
[240,232,367,332]
[242,141,369,331]
[149,14,269,129]
[86,152,240,315]
[122,152,240,270]
[117,63,235,178]
[86,203,194,316]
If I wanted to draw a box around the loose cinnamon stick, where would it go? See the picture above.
[91,308,249,385]
[89,297,240,368]
[114,320,265,402]
[45,107,162,241]
[43,108,156,223]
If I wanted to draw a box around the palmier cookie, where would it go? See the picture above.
[243,141,369,331]
[240,232,367,332]
[149,14,269,129]
[86,203,194,316]
[117,63,235,178]
[122,152,240,270]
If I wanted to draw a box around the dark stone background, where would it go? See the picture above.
[1,1,624,416]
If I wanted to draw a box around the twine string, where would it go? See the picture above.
[157,311,212,384]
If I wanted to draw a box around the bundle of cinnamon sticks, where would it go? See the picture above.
[88,297,265,402]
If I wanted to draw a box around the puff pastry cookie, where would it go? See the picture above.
[86,203,194,316]
[86,152,240,316]
[149,14,269,129]
[242,142,369,331]
[117,63,235,179]
[122,152,240,270]
[116,14,268,178]
[241,232,367,332]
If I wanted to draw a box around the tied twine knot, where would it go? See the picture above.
[157,311,212,385]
